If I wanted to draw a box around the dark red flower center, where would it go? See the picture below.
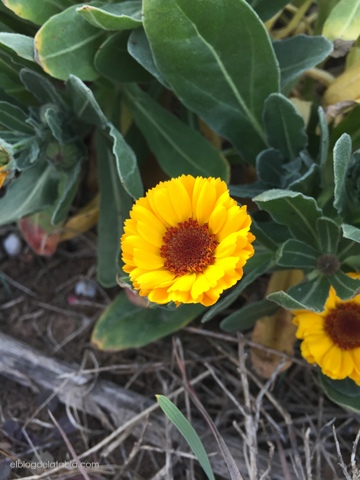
[324,302,360,350]
[160,219,218,276]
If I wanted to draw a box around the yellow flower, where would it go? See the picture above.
[121,175,255,306]
[293,275,360,384]
[0,166,8,188]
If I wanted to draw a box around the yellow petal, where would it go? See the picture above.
[137,221,164,247]
[136,270,175,290]
[168,273,196,292]
[191,274,210,299]
[168,178,192,222]
[133,249,164,270]
[208,204,227,234]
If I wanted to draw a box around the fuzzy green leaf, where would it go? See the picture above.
[143,0,279,164]
[263,94,307,160]
[108,123,144,200]
[0,101,33,134]
[276,239,319,268]
[221,299,278,332]
[316,217,341,254]
[128,28,168,85]
[20,69,67,109]
[66,75,107,128]
[254,189,323,247]
[273,35,333,91]
[320,374,360,412]
[51,161,82,225]
[124,84,229,181]
[92,291,204,350]
[34,4,105,81]
[96,132,133,287]
[268,276,330,312]
[0,33,34,62]
[2,0,74,25]
[342,224,360,244]
[0,162,59,226]
[333,133,352,219]
[94,32,153,83]
[329,271,360,301]
[76,1,142,31]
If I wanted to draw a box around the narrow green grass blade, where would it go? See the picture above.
[156,395,215,480]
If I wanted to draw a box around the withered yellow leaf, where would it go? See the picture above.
[324,62,360,105]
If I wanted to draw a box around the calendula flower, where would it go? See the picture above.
[0,166,8,188]
[121,175,255,306]
[293,275,360,384]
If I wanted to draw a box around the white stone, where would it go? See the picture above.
[3,233,22,256]
[74,279,97,298]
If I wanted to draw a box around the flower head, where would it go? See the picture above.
[121,175,255,306]
[293,275,360,384]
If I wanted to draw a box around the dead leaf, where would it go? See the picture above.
[250,270,303,378]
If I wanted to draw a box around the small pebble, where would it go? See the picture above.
[3,233,22,256]
[74,279,97,298]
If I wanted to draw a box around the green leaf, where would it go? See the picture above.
[0,33,34,62]
[20,68,67,109]
[263,94,307,160]
[320,374,360,412]
[51,161,82,225]
[323,0,360,41]
[250,220,280,251]
[107,123,144,200]
[254,189,323,247]
[203,253,274,323]
[2,0,74,25]
[256,149,284,188]
[221,299,278,332]
[246,0,289,22]
[143,0,279,164]
[128,28,168,86]
[124,84,229,181]
[34,4,105,81]
[94,32,153,83]
[316,217,341,254]
[329,271,360,300]
[273,35,333,91]
[333,133,352,219]
[92,291,205,350]
[342,223,360,244]
[0,161,59,226]
[66,75,107,128]
[0,101,33,134]
[229,181,267,199]
[268,276,330,312]
[76,1,142,31]
[288,163,320,197]
[338,237,360,268]
[315,0,340,33]
[96,131,133,287]
[276,239,319,268]
[156,395,215,480]
[16,140,40,170]
[318,107,329,174]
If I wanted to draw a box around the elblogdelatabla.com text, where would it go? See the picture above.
[10,460,100,469]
